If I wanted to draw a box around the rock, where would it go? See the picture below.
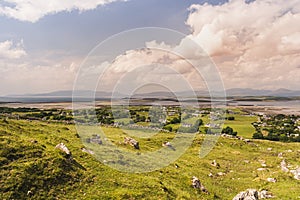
[208,172,213,177]
[191,176,208,193]
[278,152,283,158]
[267,178,277,183]
[211,160,220,168]
[257,168,266,171]
[280,160,289,172]
[192,176,201,189]
[233,189,273,200]
[290,167,300,180]
[233,189,259,200]
[267,148,272,151]
[287,149,293,153]
[30,139,38,144]
[55,143,71,155]
[124,137,139,149]
[81,148,94,155]
[217,172,225,176]
[244,139,251,143]
[162,141,175,150]
[258,190,273,199]
[87,134,102,145]
[258,160,267,167]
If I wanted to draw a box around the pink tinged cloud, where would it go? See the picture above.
[0,40,26,59]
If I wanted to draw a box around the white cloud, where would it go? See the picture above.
[2,0,300,95]
[0,61,78,95]
[82,0,300,91]
[0,0,125,22]
[183,0,300,90]
[0,40,26,59]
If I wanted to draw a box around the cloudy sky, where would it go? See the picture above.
[0,0,299,95]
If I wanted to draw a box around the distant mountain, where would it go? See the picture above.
[226,88,300,97]
[9,90,124,98]
[1,88,299,103]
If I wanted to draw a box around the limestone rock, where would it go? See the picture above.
[290,168,300,180]
[233,189,259,200]
[267,178,277,183]
[280,160,289,172]
[191,176,208,193]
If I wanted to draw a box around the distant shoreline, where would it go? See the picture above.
[0,99,299,115]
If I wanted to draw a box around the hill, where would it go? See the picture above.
[1,118,300,199]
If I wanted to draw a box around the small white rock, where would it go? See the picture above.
[267,178,277,183]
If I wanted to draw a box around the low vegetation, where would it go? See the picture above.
[1,107,300,199]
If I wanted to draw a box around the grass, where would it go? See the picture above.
[224,114,258,138]
[1,117,300,199]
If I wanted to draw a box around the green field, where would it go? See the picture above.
[224,114,258,138]
[1,117,300,199]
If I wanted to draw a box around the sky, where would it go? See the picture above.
[0,0,299,95]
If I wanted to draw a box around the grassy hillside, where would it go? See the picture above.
[1,118,300,199]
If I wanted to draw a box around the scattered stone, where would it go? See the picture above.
[30,139,38,144]
[211,160,220,168]
[233,189,273,200]
[258,160,267,167]
[280,160,289,172]
[86,134,102,145]
[27,190,32,196]
[217,172,225,176]
[244,139,251,143]
[124,137,139,149]
[192,176,201,189]
[287,149,293,153]
[233,189,259,200]
[257,168,266,171]
[267,178,277,183]
[55,143,72,160]
[174,164,179,168]
[278,152,283,158]
[290,168,300,180]
[191,176,208,193]
[259,190,273,199]
[81,148,94,155]
[162,141,175,150]
[55,143,71,155]
[267,148,272,151]
[208,172,213,177]
[244,160,250,164]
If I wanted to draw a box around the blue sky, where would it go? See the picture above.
[0,0,299,95]
[0,0,226,55]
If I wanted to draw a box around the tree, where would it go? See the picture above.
[222,126,237,136]
[170,117,180,124]
[253,132,264,139]
[227,116,235,121]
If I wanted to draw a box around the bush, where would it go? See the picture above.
[222,126,237,136]
[253,132,264,139]
[227,116,235,121]
[163,126,172,132]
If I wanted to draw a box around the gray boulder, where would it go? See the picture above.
[233,189,259,200]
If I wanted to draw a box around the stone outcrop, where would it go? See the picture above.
[233,189,273,200]
[290,168,300,180]
[124,137,139,149]
[191,176,208,193]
